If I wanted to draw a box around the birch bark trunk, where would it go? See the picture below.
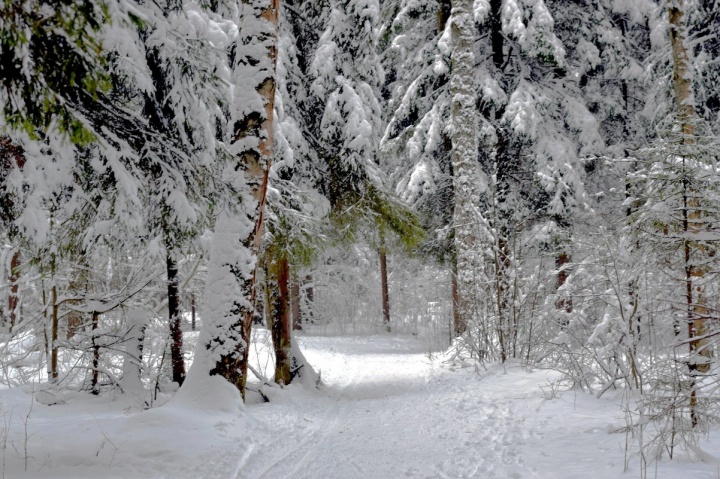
[667,0,711,426]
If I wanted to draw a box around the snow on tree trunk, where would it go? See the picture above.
[181,0,279,404]
[449,0,483,340]
[667,0,711,426]
[178,212,254,409]
[119,308,148,399]
[8,250,20,332]
[91,311,100,395]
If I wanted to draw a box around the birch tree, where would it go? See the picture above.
[184,0,279,400]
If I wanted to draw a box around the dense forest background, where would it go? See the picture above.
[0,0,719,466]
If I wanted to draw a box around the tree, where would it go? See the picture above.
[449,0,483,343]
[184,0,279,401]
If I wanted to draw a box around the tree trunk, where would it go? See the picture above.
[8,250,20,333]
[191,294,196,331]
[50,250,59,384]
[379,248,390,331]
[51,281,59,383]
[494,236,511,363]
[66,266,86,340]
[167,253,185,385]
[119,309,147,398]
[303,274,314,324]
[450,0,482,337]
[490,0,504,69]
[555,252,573,319]
[267,257,293,385]
[437,0,451,31]
[91,311,100,395]
[451,260,465,336]
[192,0,280,402]
[291,271,302,331]
[668,0,710,427]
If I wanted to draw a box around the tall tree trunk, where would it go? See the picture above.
[450,0,482,339]
[490,0,504,69]
[1,138,25,334]
[50,250,59,384]
[291,271,302,331]
[166,253,185,385]
[668,0,710,427]
[196,0,278,401]
[379,248,390,331]
[267,257,293,385]
[50,282,59,383]
[91,311,100,395]
[8,250,20,333]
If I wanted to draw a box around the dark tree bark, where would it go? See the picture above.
[167,254,185,385]
[50,280,59,383]
[490,0,504,69]
[1,138,25,333]
[379,248,390,330]
[91,311,100,395]
[8,251,20,333]
[267,257,293,385]
[437,0,451,31]
[191,294,196,331]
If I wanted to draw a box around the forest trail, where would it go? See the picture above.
[239,333,661,479]
[1,332,717,479]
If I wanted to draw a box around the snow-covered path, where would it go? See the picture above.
[241,334,717,479]
[3,332,717,478]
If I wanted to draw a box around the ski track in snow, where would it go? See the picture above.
[240,334,719,479]
[244,336,537,479]
[251,349,359,479]
[7,333,717,478]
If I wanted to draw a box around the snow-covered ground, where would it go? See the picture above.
[0,331,718,478]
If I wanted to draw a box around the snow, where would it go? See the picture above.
[0,331,717,478]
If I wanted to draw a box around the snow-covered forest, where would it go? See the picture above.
[0,0,719,477]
